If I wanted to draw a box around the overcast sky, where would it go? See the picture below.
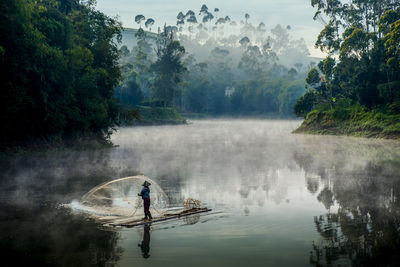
[96,0,326,57]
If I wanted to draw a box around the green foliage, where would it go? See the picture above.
[389,101,400,113]
[379,9,400,35]
[177,52,306,116]
[117,4,312,118]
[0,0,122,146]
[151,27,186,107]
[385,19,400,68]
[118,107,141,125]
[306,68,321,86]
[295,0,400,124]
[295,103,400,139]
[131,28,154,96]
[315,21,340,53]
[321,57,335,80]
[278,80,306,115]
[134,106,186,125]
[294,90,317,117]
[115,73,144,107]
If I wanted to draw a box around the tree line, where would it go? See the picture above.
[294,0,400,117]
[0,0,122,146]
[7,1,391,147]
[117,5,313,117]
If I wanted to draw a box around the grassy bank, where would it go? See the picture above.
[293,101,400,140]
[134,106,186,125]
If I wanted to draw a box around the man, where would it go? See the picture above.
[138,181,152,220]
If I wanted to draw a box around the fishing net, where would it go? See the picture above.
[183,198,201,209]
[78,175,169,221]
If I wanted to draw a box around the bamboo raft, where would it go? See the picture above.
[108,207,212,228]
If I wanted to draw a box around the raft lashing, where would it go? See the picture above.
[106,207,212,228]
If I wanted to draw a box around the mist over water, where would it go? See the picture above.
[1,119,400,266]
[111,120,305,208]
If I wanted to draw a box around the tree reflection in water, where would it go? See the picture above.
[295,136,400,266]
[0,150,124,266]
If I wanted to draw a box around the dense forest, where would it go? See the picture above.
[294,0,400,138]
[2,0,399,148]
[1,1,315,148]
[0,0,122,147]
[116,5,316,118]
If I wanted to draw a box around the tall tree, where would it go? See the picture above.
[295,0,400,117]
[151,26,186,107]
[0,0,122,145]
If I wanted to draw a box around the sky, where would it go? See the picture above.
[95,0,326,57]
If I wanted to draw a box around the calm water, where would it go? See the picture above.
[1,119,400,266]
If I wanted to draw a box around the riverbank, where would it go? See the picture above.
[0,133,114,157]
[2,107,186,155]
[180,112,295,120]
[134,106,186,125]
[293,106,400,140]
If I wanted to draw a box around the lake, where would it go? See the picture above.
[1,119,400,266]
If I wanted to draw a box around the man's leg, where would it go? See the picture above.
[144,198,151,219]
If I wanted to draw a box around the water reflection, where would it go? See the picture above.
[0,206,122,266]
[0,150,124,266]
[294,135,400,266]
[183,214,201,225]
[112,120,307,211]
[138,225,151,259]
[2,120,400,266]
